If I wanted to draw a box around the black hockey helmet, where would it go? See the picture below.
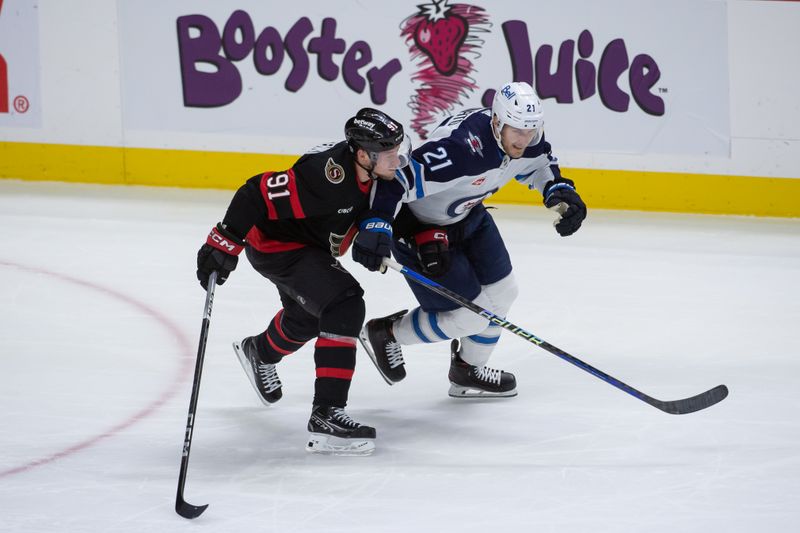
[344,108,406,154]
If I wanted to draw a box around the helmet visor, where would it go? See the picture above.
[372,134,412,170]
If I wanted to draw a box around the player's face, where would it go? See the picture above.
[371,135,412,180]
[499,125,538,158]
[371,147,403,180]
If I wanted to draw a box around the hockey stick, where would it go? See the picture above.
[382,258,728,415]
[175,270,217,519]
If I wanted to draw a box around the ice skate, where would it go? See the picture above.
[448,339,517,398]
[358,310,408,384]
[232,337,282,405]
[306,405,376,456]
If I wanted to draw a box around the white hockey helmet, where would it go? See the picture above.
[491,82,544,148]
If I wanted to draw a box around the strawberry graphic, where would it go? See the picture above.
[413,0,467,76]
[401,1,491,139]
[414,0,467,76]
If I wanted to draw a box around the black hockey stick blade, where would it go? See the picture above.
[176,497,208,519]
[646,384,729,415]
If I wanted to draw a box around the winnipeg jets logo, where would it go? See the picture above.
[325,158,345,184]
[466,131,484,157]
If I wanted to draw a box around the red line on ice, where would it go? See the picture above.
[0,261,194,478]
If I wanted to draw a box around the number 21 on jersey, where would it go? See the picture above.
[421,146,453,171]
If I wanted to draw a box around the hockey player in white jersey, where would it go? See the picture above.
[352,81,587,397]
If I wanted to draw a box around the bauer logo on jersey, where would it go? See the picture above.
[466,131,484,157]
[325,157,345,184]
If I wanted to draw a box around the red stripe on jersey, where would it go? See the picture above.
[266,332,293,355]
[316,367,354,380]
[246,227,306,253]
[259,172,279,220]
[315,336,357,349]
[286,169,306,219]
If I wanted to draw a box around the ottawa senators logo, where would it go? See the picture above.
[325,157,345,184]
[329,224,358,257]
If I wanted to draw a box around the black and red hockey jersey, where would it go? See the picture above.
[221,141,372,257]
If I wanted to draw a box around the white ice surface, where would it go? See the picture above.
[1,180,799,532]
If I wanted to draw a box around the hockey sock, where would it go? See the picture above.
[312,292,365,407]
[313,334,356,407]
[255,309,309,363]
[459,273,518,366]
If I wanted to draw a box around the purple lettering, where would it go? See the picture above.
[222,10,255,61]
[598,39,630,113]
[535,40,574,104]
[342,41,371,93]
[575,29,595,100]
[308,18,346,81]
[629,54,664,116]
[253,26,284,75]
[176,14,242,107]
[284,17,313,92]
[176,12,403,108]
[366,58,402,105]
[494,22,664,116]
[483,20,533,106]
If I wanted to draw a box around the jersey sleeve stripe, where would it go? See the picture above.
[286,169,306,219]
[411,159,426,199]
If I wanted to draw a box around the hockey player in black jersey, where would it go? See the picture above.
[196,108,411,455]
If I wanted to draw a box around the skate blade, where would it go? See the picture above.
[448,384,518,398]
[357,329,396,386]
[305,433,375,456]
[232,342,278,406]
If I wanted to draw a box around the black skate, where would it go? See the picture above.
[358,310,408,385]
[232,337,282,405]
[448,339,517,398]
[306,405,376,456]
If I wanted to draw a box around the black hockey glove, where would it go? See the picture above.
[415,228,450,277]
[352,216,393,272]
[543,177,587,237]
[196,223,245,290]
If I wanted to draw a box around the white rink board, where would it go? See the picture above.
[117,0,729,156]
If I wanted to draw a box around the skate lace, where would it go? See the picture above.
[475,366,502,386]
[331,408,360,428]
[257,363,281,392]
[385,340,404,369]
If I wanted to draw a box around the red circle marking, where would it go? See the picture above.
[13,95,29,114]
[0,261,195,478]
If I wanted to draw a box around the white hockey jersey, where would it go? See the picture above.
[371,107,562,226]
